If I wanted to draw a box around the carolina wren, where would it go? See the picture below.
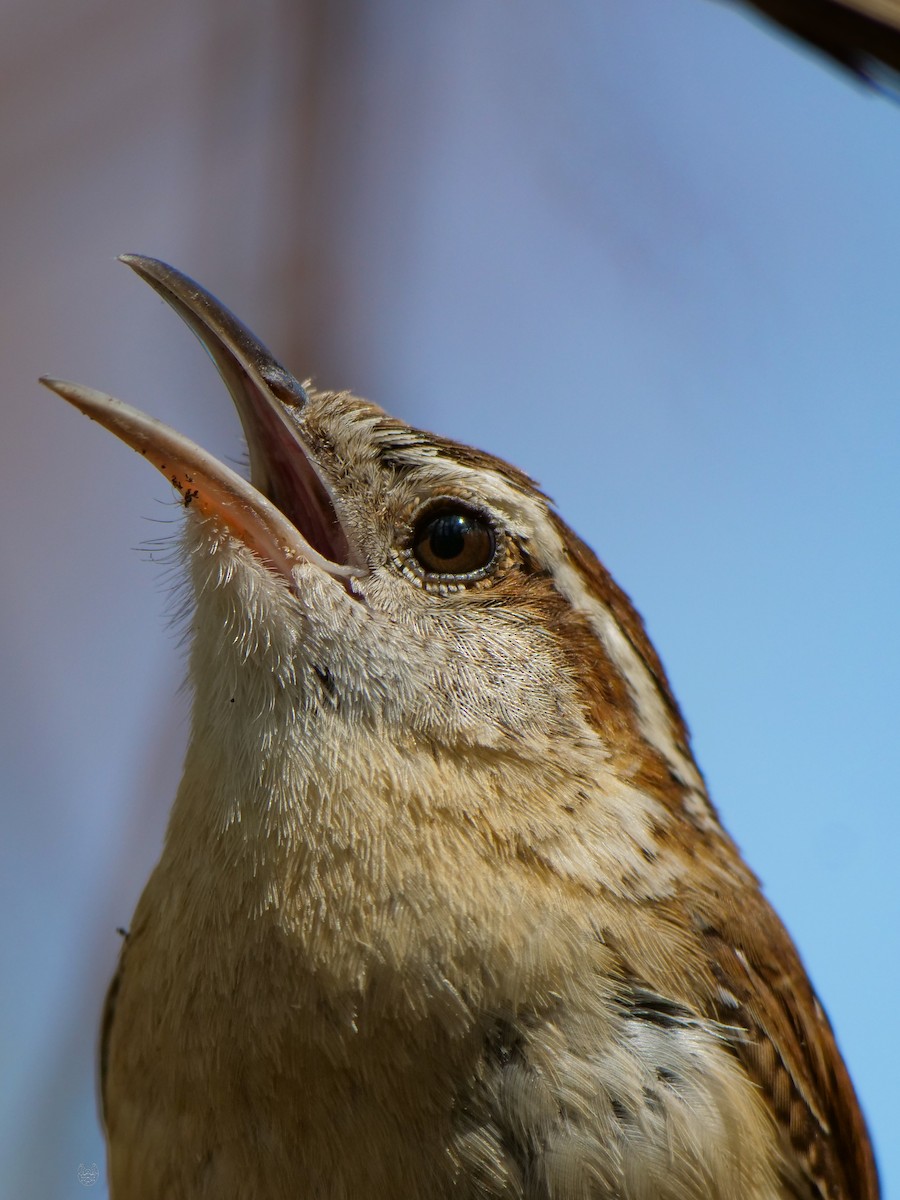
[43,258,878,1199]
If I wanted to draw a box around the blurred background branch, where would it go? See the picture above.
[734,0,900,77]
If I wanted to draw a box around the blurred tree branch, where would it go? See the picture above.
[730,0,900,77]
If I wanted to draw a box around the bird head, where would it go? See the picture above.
[44,259,701,776]
[41,259,713,988]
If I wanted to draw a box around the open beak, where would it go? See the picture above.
[41,256,358,586]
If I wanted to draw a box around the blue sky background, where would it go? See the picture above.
[1,1,897,1195]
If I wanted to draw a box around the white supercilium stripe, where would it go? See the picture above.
[538,520,709,805]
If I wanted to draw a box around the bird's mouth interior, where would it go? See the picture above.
[230,366,352,569]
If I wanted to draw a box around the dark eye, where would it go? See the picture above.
[411,505,497,577]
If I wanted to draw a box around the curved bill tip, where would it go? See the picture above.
[39,375,100,408]
[116,254,179,295]
[114,254,309,412]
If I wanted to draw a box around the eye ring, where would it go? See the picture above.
[407,499,500,582]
